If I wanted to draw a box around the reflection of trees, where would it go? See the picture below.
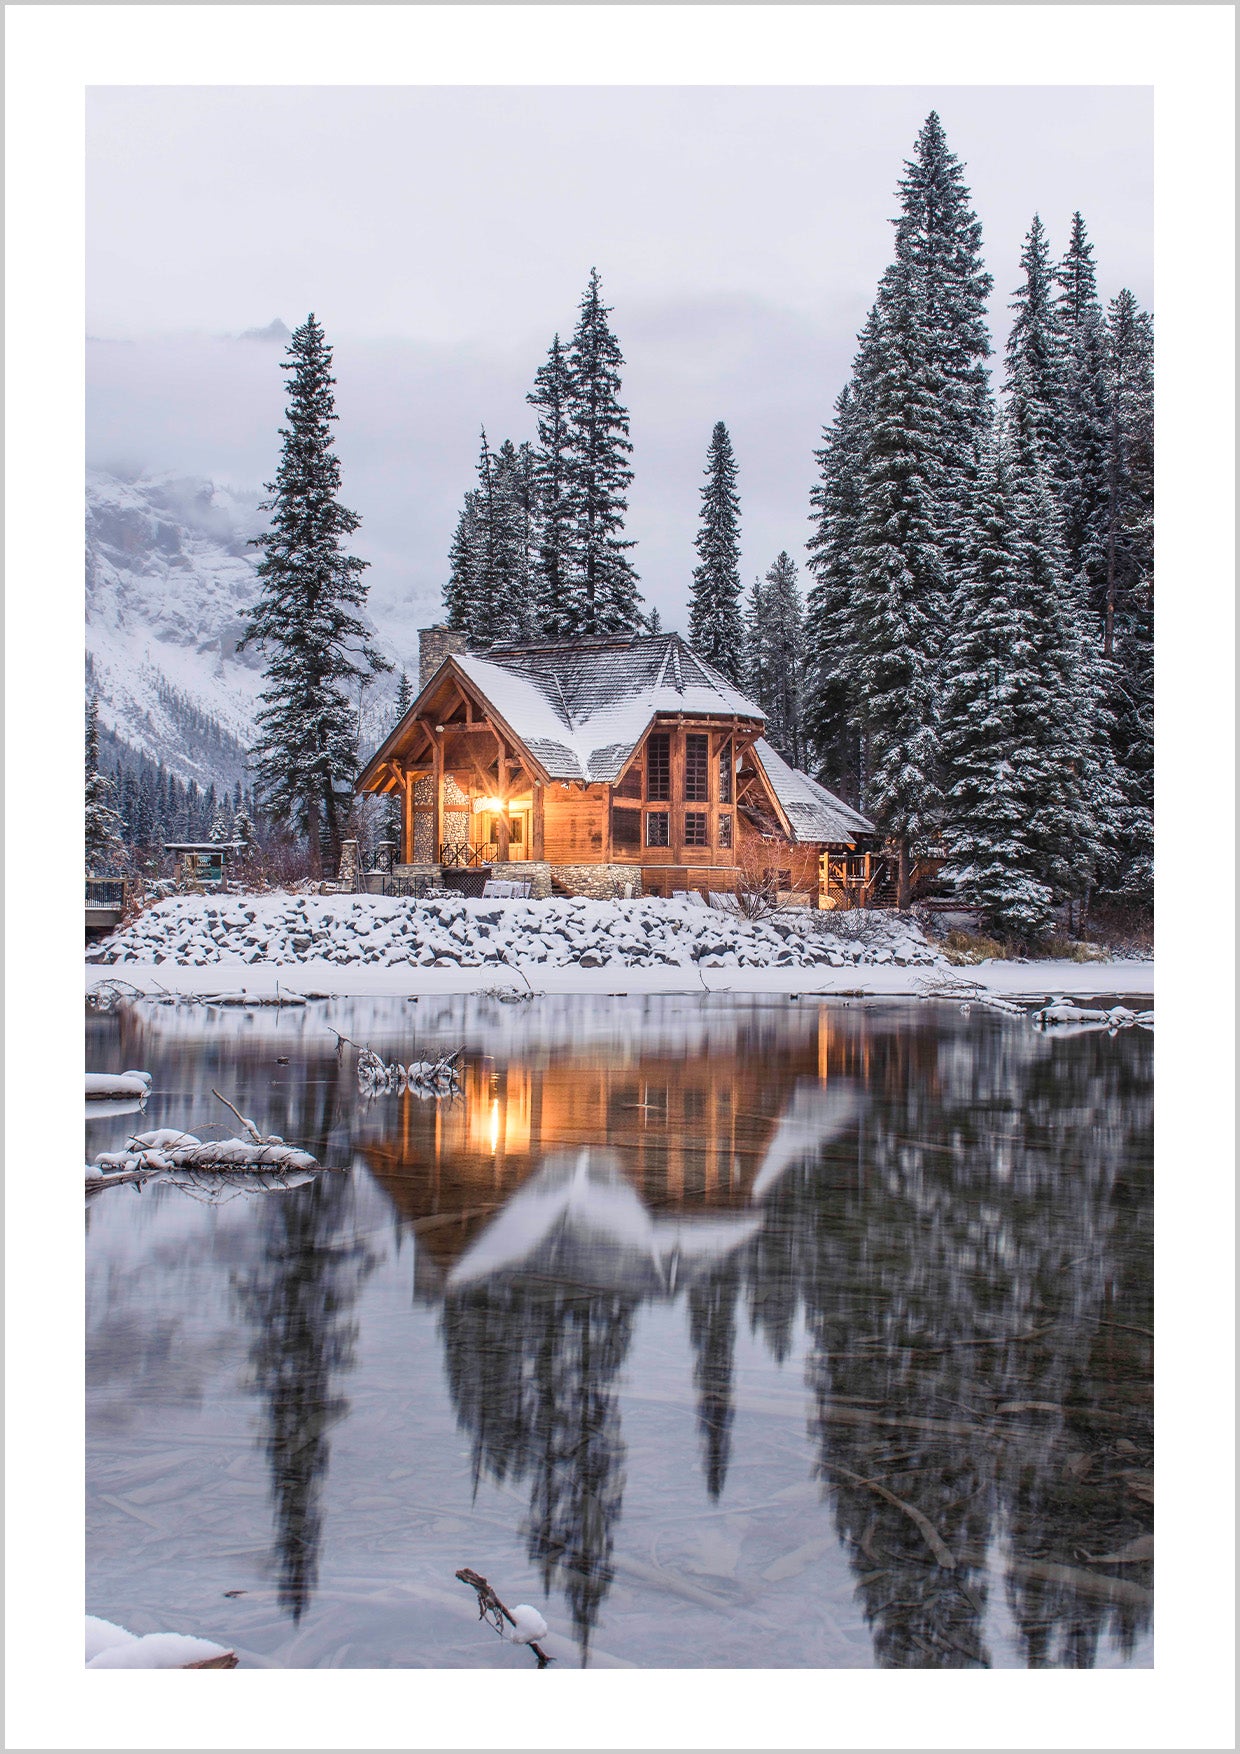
[779,1017,1154,1669]
[232,1057,375,1622]
[441,1282,634,1664]
[688,1260,740,1498]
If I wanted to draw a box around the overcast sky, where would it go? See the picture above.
[87,85,1153,650]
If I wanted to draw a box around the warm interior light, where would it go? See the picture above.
[473,796,504,814]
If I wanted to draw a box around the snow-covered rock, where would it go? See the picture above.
[88,894,944,978]
[86,1616,138,1663]
[87,1631,233,1669]
[85,1071,151,1101]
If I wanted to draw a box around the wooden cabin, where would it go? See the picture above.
[356,629,877,903]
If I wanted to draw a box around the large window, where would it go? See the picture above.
[611,805,641,850]
[718,742,733,804]
[685,733,709,801]
[684,811,708,847]
[646,733,670,801]
[646,811,670,847]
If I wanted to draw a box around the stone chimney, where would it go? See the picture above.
[418,624,467,690]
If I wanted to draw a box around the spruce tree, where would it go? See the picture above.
[564,268,643,634]
[804,114,993,831]
[847,263,948,906]
[1004,216,1065,477]
[526,333,576,633]
[939,430,1057,938]
[382,671,414,850]
[85,694,126,871]
[1102,290,1155,899]
[743,573,770,708]
[805,375,869,802]
[1055,213,1112,605]
[747,553,806,766]
[239,314,389,867]
[688,421,745,682]
[444,489,485,646]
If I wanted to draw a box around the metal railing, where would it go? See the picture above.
[86,878,127,909]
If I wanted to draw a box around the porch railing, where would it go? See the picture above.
[439,841,498,868]
[86,878,128,909]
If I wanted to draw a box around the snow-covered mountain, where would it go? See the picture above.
[86,469,411,788]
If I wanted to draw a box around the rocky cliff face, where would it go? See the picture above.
[86,469,405,788]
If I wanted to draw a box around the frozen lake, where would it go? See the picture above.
[86,993,1153,1669]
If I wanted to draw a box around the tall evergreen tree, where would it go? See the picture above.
[443,488,485,646]
[239,314,389,867]
[892,110,994,465]
[1055,213,1112,603]
[805,376,869,801]
[85,694,126,871]
[847,263,948,906]
[1004,215,1066,477]
[564,269,643,634]
[1101,290,1154,899]
[804,114,993,839]
[526,333,576,633]
[746,552,806,766]
[688,421,745,682]
[381,670,414,851]
[940,429,1059,937]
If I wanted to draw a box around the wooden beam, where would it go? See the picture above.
[432,729,444,860]
[532,783,545,860]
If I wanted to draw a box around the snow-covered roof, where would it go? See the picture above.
[447,1149,763,1296]
[751,739,876,843]
[455,633,763,783]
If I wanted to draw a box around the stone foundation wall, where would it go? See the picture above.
[550,863,641,901]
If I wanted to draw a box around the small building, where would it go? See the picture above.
[356,629,879,904]
[163,842,247,886]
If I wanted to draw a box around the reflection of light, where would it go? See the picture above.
[473,796,504,815]
[489,1099,500,1155]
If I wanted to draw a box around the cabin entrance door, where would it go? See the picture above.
[485,807,531,862]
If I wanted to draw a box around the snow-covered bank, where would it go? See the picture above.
[85,955,1153,1003]
[84,894,1153,1001]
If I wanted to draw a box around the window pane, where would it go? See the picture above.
[685,733,709,801]
[646,811,670,847]
[647,733,670,801]
[684,810,708,847]
[718,742,733,804]
[718,812,733,848]
[611,805,641,849]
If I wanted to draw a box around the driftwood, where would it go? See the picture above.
[181,1650,238,1669]
[818,1463,957,1570]
[454,1568,553,1668]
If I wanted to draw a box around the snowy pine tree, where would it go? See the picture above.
[564,269,644,634]
[232,803,256,850]
[239,315,390,867]
[526,333,576,634]
[208,804,231,843]
[1004,216,1066,478]
[1101,290,1155,900]
[444,489,485,646]
[1055,213,1113,607]
[805,376,869,803]
[382,671,414,851]
[84,694,126,871]
[688,421,745,682]
[746,553,806,766]
[804,115,993,833]
[847,263,948,905]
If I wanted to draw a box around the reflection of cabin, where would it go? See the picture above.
[361,1022,845,1293]
[357,628,878,904]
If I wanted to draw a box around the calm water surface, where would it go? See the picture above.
[86,994,1153,1669]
